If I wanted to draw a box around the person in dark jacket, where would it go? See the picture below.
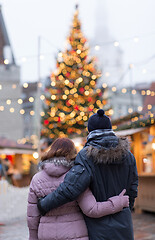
[38,109,138,240]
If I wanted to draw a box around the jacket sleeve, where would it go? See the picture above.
[77,188,125,218]
[129,153,138,210]
[27,179,41,240]
[38,151,92,215]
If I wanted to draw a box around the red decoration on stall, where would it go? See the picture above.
[58,117,61,122]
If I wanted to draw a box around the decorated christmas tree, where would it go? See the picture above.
[41,5,104,139]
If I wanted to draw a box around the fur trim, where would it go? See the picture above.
[39,157,74,170]
[86,137,130,164]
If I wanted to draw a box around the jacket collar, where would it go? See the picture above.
[86,129,130,164]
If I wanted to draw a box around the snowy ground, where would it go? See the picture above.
[0,180,29,223]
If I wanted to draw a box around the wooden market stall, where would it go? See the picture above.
[113,113,155,212]
[0,137,38,187]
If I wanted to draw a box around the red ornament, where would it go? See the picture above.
[66,100,71,106]
[74,105,79,110]
[58,117,61,122]
[57,89,61,93]
[79,87,85,94]
[66,72,70,78]
[69,37,73,42]
[88,107,93,112]
[44,120,49,125]
[88,97,92,102]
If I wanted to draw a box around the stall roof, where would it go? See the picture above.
[0,148,35,155]
[0,137,33,150]
[115,128,145,136]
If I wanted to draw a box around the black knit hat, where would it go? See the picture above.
[88,109,112,132]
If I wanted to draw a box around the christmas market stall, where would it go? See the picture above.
[112,112,155,212]
[0,137,38,187]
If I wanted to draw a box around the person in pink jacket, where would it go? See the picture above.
[27,138,129,240]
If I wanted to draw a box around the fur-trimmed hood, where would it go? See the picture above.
[86,129,130,164]
[38,157,74,177]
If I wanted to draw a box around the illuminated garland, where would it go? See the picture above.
[112,112,155,131]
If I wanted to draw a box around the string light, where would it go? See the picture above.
[133,37,139,43]
[18,99,23,104]
[12,84,17,89]
[138,106,143,111]
[23,83,28,88]
[30,110,35,115]
[40,95,45,100]
[105,72,110,77]
[112,87,117,92]
[6,99,11,105]
[0,106,4,111]
[114,41,119,47]
[4,59,9,64]
[128,108,133,113]
[95,45,100,50]
[21,57,27,62]
[122,88,127,93]
[132,89,137,95]
[142,68,147,74]
[29,97,34,102]
[20,109,25,114]
[10,108,14,113]
[102,83,107,88]
[39,55,45,60]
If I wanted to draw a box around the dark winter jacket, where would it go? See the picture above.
[38,129,138,240]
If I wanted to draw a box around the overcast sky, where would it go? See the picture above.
[1,0,155,86]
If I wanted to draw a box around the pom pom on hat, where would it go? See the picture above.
[97,109,105,116]
[88,109,112,132]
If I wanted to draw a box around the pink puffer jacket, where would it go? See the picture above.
[27,158,128,240]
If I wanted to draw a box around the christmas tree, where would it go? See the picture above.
[41,5,104,139]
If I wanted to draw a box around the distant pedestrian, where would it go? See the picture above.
[27,137,129,240]
[38,109,138,240]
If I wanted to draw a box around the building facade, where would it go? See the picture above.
[0,6,23,141]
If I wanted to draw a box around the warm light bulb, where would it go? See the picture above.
[4,59,9,64]
[23,83,28,88]
[20,109,25,114]
[122,88,127,93]
[18,99,23,104]
[29,97,34,102]
[40,95,45,100]
[95,45,100,51]
[6,99,11,105]
[33,152,39,159]
[10,108,14,113]
[0,106,4,111]
[114,41,119,47]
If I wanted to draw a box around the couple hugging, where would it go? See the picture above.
[27,109,138,240]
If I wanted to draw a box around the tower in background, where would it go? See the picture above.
[90,0,123,87]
